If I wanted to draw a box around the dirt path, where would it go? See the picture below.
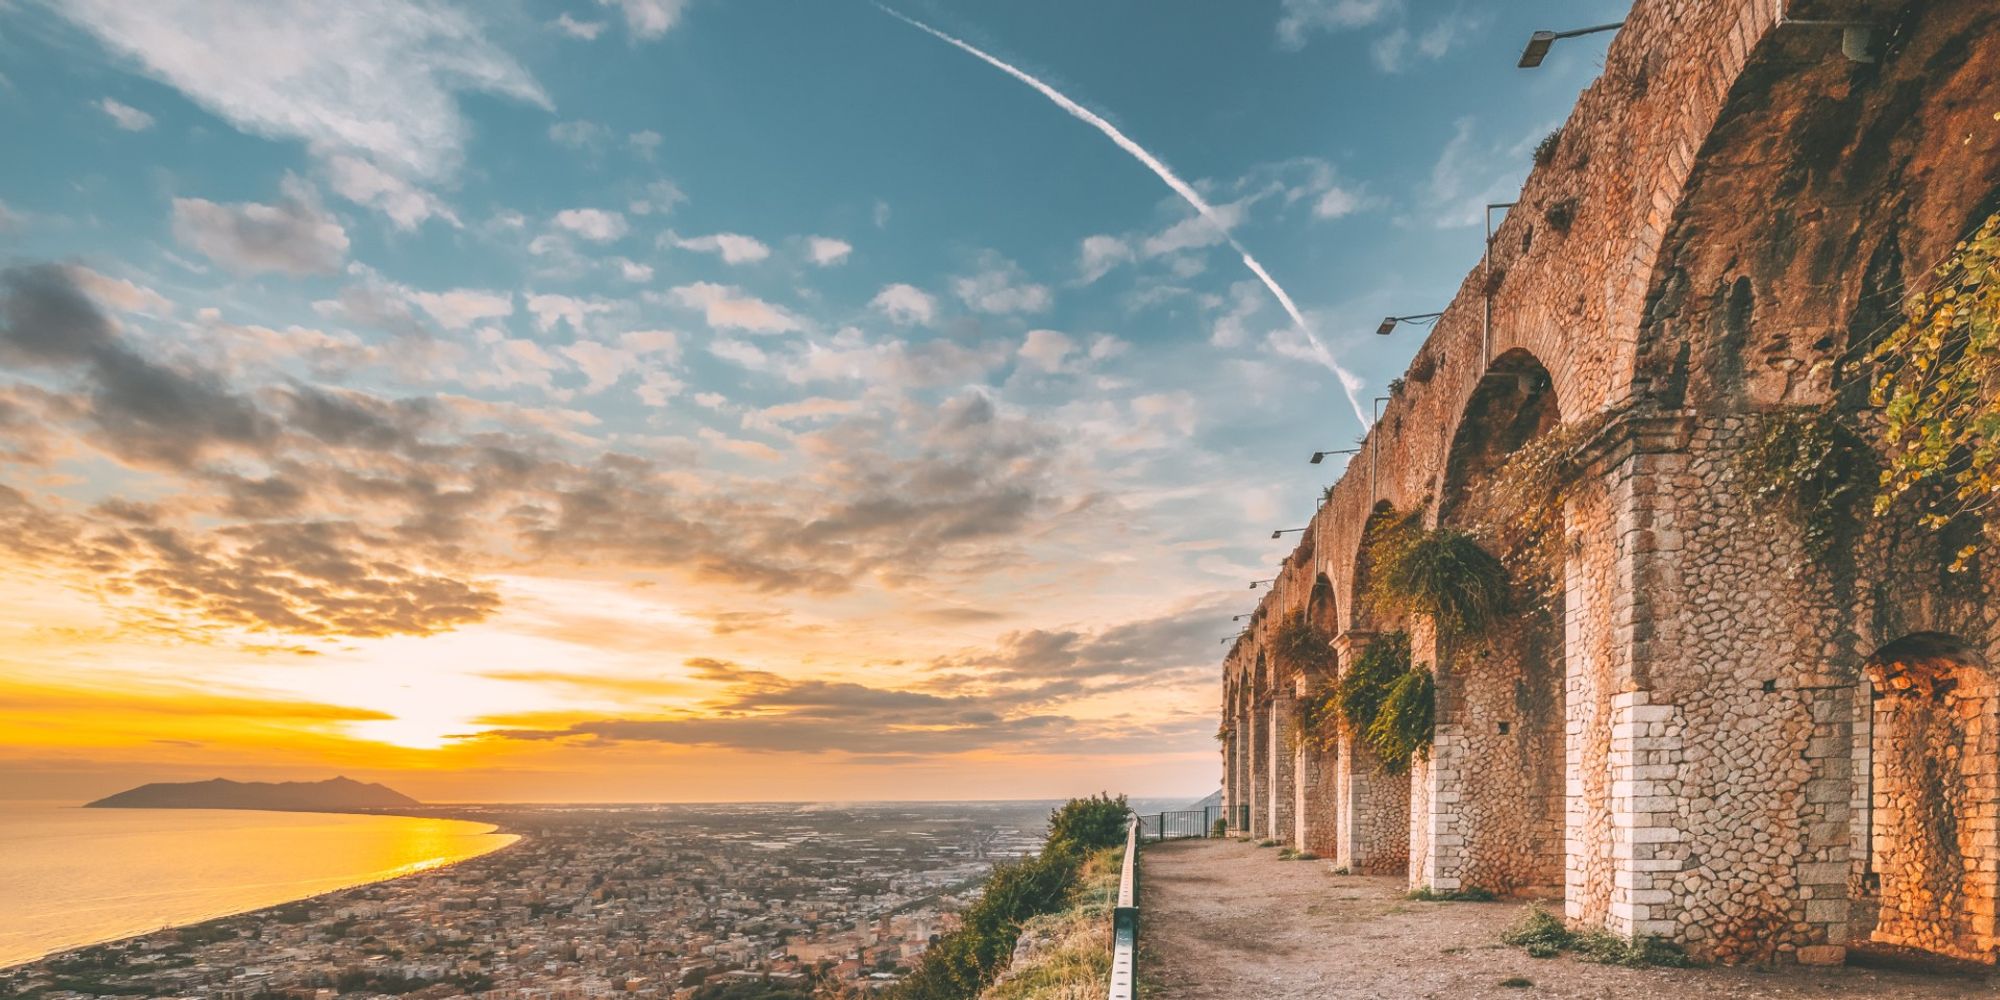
[1139,839,1996,1000]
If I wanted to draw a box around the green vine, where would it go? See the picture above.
[1868,210,2000,569]
[1272,610,1336,677]
[1734,404,1875,562]
[1290,683,1342,754]
[1472,407,1618,609]
[1334,632,1433,771]
[1369,527,1511,638]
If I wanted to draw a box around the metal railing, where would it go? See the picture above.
[1108,815,1138,1000]
[1133,807,1217,842]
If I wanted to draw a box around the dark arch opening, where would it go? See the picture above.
[1854,632,1997,964]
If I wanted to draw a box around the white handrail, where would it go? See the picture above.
[1108,814,1139,1000]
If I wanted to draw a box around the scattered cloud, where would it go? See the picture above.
[952,254,1051,314]
[670,232,771,264]
[666,282,801,333]
[98,97,154,130]
[1275,0,1401,50]
[525,292,610,333]
[53,0,550,226]
[1077,235,1134,284]
[870,283,935,326]
[171,179,349,276]
[598,0,687,40]
[1017,329,1074,373]
[551,12,606,39]
[806,237,853,267]
[549,119,614,152]
[553,208,630,242]
[407,288,512,330]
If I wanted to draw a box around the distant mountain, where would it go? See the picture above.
[85,776,421,812]
[1184,789,1223,812]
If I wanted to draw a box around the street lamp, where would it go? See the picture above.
[1517,22,1625,68]
[1377,312,1443,336]
[1220,632,1248,645]
[1309,447,1361,465]
[1271,528,1306,540]
[1249,579,1274,590]
[1232,613,1253,622]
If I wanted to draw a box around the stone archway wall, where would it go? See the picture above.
[1417,351,1569,897]
[1219,0,2000,960]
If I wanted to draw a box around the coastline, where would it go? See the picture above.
[1,809,521,972]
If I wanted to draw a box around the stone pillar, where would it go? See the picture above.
[1294,675,1340,856]
[1250,698,1271,839]
[1221,696,1238,836]
[1270,696,1298,845]
[1605,689,1688,940]
[1231,701,1252,834]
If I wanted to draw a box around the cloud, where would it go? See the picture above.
[670,232,771,264]
[552,208,630,242]
[598,0,686,40]
[870,283,936,326]
[952,254,1052,314]
[1275,0,1400,49]
[1017,329,1074,373]
[407,288,512,329]
[628,180,687,217]
[0,263,276,469]
[666,282,801,333]
[170,181,349,277]
[806,236,853,267]
[612,258,654,282]
[1077,234,1134,284]
[98,97,154,130]
[65,265,175,316]
[525,292,610,333]
[323,154,457,230]
[551,12,606,39]
[628,130,663,159]
[54,0,549,225]
[1421,117,1539,229]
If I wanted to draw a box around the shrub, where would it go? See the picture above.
[1045,793,1129,855]
[1543,197,1578,234]
[1367,668,1435,772]
[1272,611,1336,677]
[1337,633,1409,741]
[1290,682,1342,754]
[1735,405,1874,563]
[892,796,1129,999]
[1371,528,1510,638]
[1408,885,1495,902]
[1501,905,1691,967]
[1533,128,1564,167]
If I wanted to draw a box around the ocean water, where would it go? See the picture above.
[0,803,516,968]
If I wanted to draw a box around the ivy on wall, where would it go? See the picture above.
[1734,405,1876,562]
[1869,210,2000,569]
[1333,632,1433,772]
[1272,610,1336,677]
[1473,408,1618,607]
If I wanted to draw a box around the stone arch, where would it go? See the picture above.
[1854,633,1999,964]
[1424,347,1567,898]
[1347,500,1401,634]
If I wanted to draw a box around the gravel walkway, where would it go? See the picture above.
[1138,838,1996,1000]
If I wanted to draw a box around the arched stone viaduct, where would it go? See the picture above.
[1220,0,2000,966]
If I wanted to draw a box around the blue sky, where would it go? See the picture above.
[0,0,1628,801]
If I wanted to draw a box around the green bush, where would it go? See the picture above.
[1366,668,1435,773]
[1045,793,1129,856]
[892,796,1130,999]
[1337,633,1410,738]
[1371,528,1510,637]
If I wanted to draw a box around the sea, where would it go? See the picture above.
[0,803,517,968]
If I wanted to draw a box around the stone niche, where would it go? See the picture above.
[1857,634,2000,964]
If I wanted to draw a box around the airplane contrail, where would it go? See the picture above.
[877,4,1370,427]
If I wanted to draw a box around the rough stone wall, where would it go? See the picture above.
[1217,0,2000,965]
[1269,698,1298,845]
